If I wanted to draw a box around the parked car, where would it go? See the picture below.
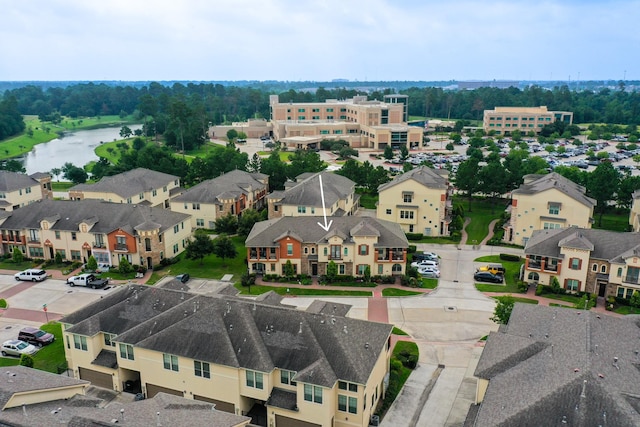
[477,263,505,276]
[418,267,440,278]
[175,273,190,283]
[412,252,437,262]
[411,260,439,269]
[1,340,37,357]
[474,271,503,283]
[14,269,47,282]
[66,273,109,289]
[18,327,55,347]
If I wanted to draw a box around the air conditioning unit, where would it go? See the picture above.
[370,414,380,426]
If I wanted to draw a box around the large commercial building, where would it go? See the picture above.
[483,106,573,135]
[269,94,423,150]
[62,284,393,427]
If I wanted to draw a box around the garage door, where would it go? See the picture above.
[79,367,113,389]
[275,414,322,427]
[146,383,183,398]
[194,395,235,413]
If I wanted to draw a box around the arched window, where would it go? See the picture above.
[600,265,607,273]
[392,264,402,272]
[528,272,540,282]
[591,264,598,272]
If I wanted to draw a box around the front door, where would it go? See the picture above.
[147,257,152,269]
[311,263,318,276]
[598,282,607,297]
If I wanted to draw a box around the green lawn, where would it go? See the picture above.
[392,327,409,335]
[95,138,136,163]
[540,293,583,304]
[258,151,291,162]
[0,323,66,373]
[147,235,248,284]
[592,211,631,232]
[234,283,372,297]
[0,260,41,271]
[421,278,438,289]
[358,192,378,209]
[0,116,59,160]
[614,305,640,315]
[382,288,422,297]
[58,115,139,131]
[492,296,539,304]
[475,282,522,293]
[51,181,76,191]
[458,196,504,245]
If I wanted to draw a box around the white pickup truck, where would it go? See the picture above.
[66,273,109,289]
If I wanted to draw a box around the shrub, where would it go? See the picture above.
[118,257,133,274]
[54,252,63,264]
[549,276,564,294]
[19,354,34,368]
[631,291,640,308]
[408,245,417,254]
[241,272,256,287]
[86,255,98,271]
[500,253,521,262]
[405,233,424,241]
[396,350,418,369]
[0,299,6,308]
[535,284,544,296]
[12,248,24,264]
[517,281,529,293]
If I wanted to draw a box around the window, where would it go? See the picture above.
[139,193,144,200]
[280,370,296,386]
[400,210,414,219]
[600,265,607,273]
[592,264,598,272]
[543,223,561,229]
[195,218,204,227]
[71,250,81,261]
[56,249,66,259]
[359,245,368,255]
[297,206,306,213]
[570,258,581,270]
[287,243,293,256]
[104,333,116,347]
[330,245,341,259]
[71,232,77,241]
[566,279,579,291]
[304,384,323,403]
[338,381,358,392]
[548,204,560,215]
[55,231,60,239]
[344,247,348,256]
[119,343,134,360]
[174,225,179,233]
[173,243,179,254]
[386,209,391,215]
[378,264,384,274]
[29,247,44,257]
[73,335,87,351]
[163,353,179,371]
[403,194,412,203]
[163,186,167,192]
[339,264,345,274]
[152,189,157,196]
[192,203,200,210]
[618,267,623,277]
[246,370,264,389]
[126,198,132,204]
[298,108,305,112]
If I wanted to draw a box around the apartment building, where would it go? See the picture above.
[269,94,423,150]
[170,169,269,229]
[61,284,393,427]
[0,170,52,211]
[504,173,595,246]
[483,106,573,135]
[267,171,358,219]
[469,304,640,426]
[0,199,191,269]
[246,216,409,277]
[629,190,640,232]
[523,226,640,298]
[69,168,180,208]
[376,166,452,236]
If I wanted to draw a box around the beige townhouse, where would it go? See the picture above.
[170,169,268,229]
[504,173,596,246]
[523,226,640,299]
[483,106,573,135]
[246,216,408,278]
[269,94,422,150]
[0,199,191,269]
[69,168,180,208]
[629,190,640,232]
[61,284,393,427]
[0,170,52,211]
[267,171,358,220]
[376,166,452,236]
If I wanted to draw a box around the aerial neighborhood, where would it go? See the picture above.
[3,81,640,426]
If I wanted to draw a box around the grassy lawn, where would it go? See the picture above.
[234,283,372,297]
[411,236,459,245]
[0,323,66,373]
[541,293,583,304]
[474,255,523,287]
[0,116,59,160]
[492,296,539,304]
[421,278,438,289]
[58,115,139,131]
[358,192,378,209]
[592,211,632,232]
[614,305,640,315]
[475,282,522,293]
[458,196,504,244]
[258,151,291,162]
[382,288,422,297]
[147,236,248,284]
[51,181,76,191]
[95,138,137,163]
[392,327,408,335]
[0,260,42,271]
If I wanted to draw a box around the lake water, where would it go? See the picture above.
[22,125,142,175]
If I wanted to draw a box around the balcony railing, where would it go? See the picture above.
[624,276,640,285]
[93,242,106,249]
[114,244,129,252]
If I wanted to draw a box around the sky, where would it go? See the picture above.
[1,0,639,82]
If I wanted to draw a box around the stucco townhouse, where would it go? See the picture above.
[0,199,191,269]
[61,283,393,427]
[0,170,52,211]
[170,169,269,229]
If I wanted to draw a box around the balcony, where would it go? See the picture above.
[1,235,25,244]
[93,242,106,249]
[114,244,129,252]
[624,276,640,285]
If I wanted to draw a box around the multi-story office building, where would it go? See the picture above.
[483,106,573,135]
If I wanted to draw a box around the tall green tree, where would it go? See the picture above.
[491,295,515,325]
[237,209,262,236]
[383,145,393,160]
[214,213,238,234]
[185,230,215,265]
[454,158,480,211]
[587,162,620,226]
[212,235,237,265]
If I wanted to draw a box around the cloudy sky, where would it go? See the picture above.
[1,0,638,82]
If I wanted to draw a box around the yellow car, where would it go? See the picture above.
[477,264,505,276]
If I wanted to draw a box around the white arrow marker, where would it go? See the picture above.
[317,174,333,232]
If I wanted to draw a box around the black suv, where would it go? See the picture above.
[18,327,55,347]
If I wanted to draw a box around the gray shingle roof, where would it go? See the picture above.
[0,199,190,236]
[513,172,596,207]
[69,168,178,199]
[245,216,409,249]
[525,226,640,263]
[0,392,250,427]
[172,169,267,204]
[65,285,393,389]
[470,304,640,426]
[377,165,448,192]
[0,170,40,192]
[267,171,355,207]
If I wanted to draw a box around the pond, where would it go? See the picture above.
[22,125,142,175]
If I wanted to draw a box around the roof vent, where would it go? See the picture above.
[365,342,369,349]
[299,322,303,334]
[229,324,233,331]
[613,357,620,370]
[343,326,348,334]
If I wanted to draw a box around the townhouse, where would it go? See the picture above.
[504,172,595,246]
[523,226,640,298]
[468,304,640,426]
[170,169,269,229]
[630,189,640,232]
[483,106,573,135]
[246,216,409,277]
[69,168,180,208]
[61,284,393,427]
[0,170,52,211]
[267,171,358,220]
[269,94,422,150]
[376,166,452,236]
[0,199,191,269]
